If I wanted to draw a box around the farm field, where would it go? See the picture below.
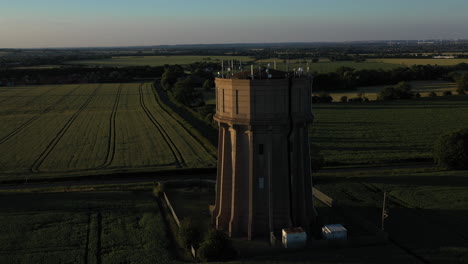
[310,95,468,166]
[0,191,175,264]
[315,167,468,263]
[255,59,399,73]
[67,55,253,67]
[0,83,216,181]
[326,80,458,101]
[369,58,468,66]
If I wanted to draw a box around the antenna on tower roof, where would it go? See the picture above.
[221,60,224,78]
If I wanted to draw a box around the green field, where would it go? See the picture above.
[0,83,216,181]
[67,56,254,67]
[310,95,468,166]
[0,191,174,264]
[369,58,468,66]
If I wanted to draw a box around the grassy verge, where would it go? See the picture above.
[153,83,218,150]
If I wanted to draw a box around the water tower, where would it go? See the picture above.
[211,67,315,240]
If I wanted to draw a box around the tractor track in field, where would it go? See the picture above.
[0,85,82,146]
[0,85,57,114]
[138,83,186,168]
[150,83,216,161]
[31,85,101,173]
[83,211,92,264]
[97,84,122,169]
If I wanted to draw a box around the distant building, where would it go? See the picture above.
[212,68,315,240]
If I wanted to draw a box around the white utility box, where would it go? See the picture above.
[322,224,347,240]
[282,227,307,248]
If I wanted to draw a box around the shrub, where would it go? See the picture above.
[198,229,236,262]
[318,92,333,103]
[377,82,414,100]
[443,91,453,96]
[203,79,213,91]
[377,87,397,100]
[153,183,166,197]
[433,129,468,170]
[312,93,333,103]
[428,91,437,97]
[340,96,348,103]
[178,218,203,249]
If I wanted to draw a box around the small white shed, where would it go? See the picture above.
[282,227,307,248]
[322,224,347,240]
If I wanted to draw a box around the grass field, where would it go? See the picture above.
[0,83,216,181]
[310,95,468,166]
[369,58,468,66]
[67,56,253,67]
[326,80,458,101]
[0,191,175,264]
[315,167,468,263]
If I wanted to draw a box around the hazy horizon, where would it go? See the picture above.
[2,0,468,49]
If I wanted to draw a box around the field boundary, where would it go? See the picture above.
[150,83,217,159]
[161,190,197,259]
[139,83,185,167]
[153,83,218,150]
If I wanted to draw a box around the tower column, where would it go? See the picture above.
[215,123,232,231]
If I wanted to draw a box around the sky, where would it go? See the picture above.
[1,0,468,48]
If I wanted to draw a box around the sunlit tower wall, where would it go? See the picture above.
[212,70,315,240]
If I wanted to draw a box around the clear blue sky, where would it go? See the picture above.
[1,0,467,48]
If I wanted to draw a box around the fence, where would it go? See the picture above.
[312,187,334,207]
[162,191,197,258]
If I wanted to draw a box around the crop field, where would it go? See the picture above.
[67,55,254,67]
[255,59,399,73]
[369,58,468,66]
[0,83,216,181]
[0,191,174,264]
[310,95,468,166]
[326,80,458,101]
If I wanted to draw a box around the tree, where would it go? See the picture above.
[433,129,468,170]
[197,229,235,262]
[161,66,184,91]
[203,79,213,91]
[178,218,203,249]
[455,73,468,94]
[377,82,414,100]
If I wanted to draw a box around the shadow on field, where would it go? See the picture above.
[320,174,468,187]
[316,205,468,263]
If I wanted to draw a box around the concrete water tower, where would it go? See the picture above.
[211,67,315,240]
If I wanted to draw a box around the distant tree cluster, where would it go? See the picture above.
[377,82,414,100]
[0,66,165,86]
[313,63,468,91]
[433,129,468,170]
